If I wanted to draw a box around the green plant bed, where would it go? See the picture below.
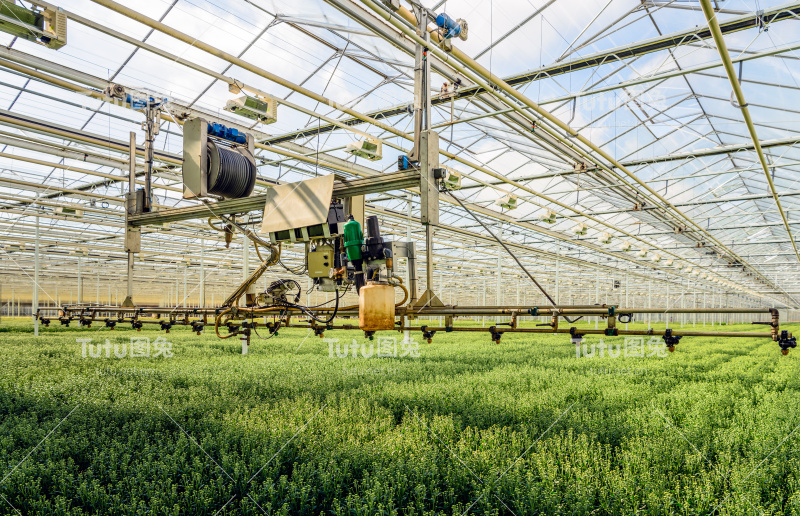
[0,317,798,515]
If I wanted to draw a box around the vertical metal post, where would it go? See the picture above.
[496,229,502,322]
[405,194,412,286]
[183,265,188,308]
[241,332,249,355]
[625,274,629,330]
[200,238,205,307]
[405,197,413,343]
[482,278,486,327]
[143,105,156,211]
[711,290,715,327]
[411,8,438,302]
[555,256,560,304]
[123,131,136,307]
[243,230,249,282]
[78,257,83,305]
[595,277,599,330]
[33,215,39,336]
[648,280,652,330]
[425,226,433,295]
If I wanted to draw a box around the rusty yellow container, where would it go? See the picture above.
[359,281,396,331]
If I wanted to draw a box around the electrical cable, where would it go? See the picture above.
[279,259,306,275]
[251,314,281,340]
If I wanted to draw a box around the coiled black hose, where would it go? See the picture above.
[206,141,256,199]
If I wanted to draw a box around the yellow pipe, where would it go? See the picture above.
[698,0,800,264]
[364,0,776,293]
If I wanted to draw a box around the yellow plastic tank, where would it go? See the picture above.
[359,281,396,331]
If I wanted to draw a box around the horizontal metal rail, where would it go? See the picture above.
[127,169,421,227]
[42,304,777,317]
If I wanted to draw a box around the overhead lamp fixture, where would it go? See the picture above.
[572,223,587,235]
[224,94,277,124]
[0,1,67,49]
[55,206,84,218]
[598,232,613,245]
[538,210,557,224]
[436,166,462,190]
[496,194,518,210]
[346,138,383,161]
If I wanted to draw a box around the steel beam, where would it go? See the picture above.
[127,170,421,227]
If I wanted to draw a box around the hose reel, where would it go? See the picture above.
[206,139,256,199]
[182,117,257,200]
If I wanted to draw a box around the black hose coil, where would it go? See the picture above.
[206,140,257,199]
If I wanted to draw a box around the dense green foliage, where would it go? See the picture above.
[0,317,799,515]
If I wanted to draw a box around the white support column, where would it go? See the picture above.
[78,257,83,305]
[482,278,486,327]
[595,277,599,330]
[702,291,706,327]
[555,256,560,304]
[496,229,502,322]
[711,290,715,327]
[33,215,39,336]
[625,274,629,330]
[183,265,188,308]
[200,238,205,307]
[405,194,412,343]
[648,280,652,330]
[242,231,249,282]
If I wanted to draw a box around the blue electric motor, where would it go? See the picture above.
[207,122,248,144]
[435,13,467,40]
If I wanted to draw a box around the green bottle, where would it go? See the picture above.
[343,216,363,262]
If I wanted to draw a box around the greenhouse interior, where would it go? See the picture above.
[1,0,800,514]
